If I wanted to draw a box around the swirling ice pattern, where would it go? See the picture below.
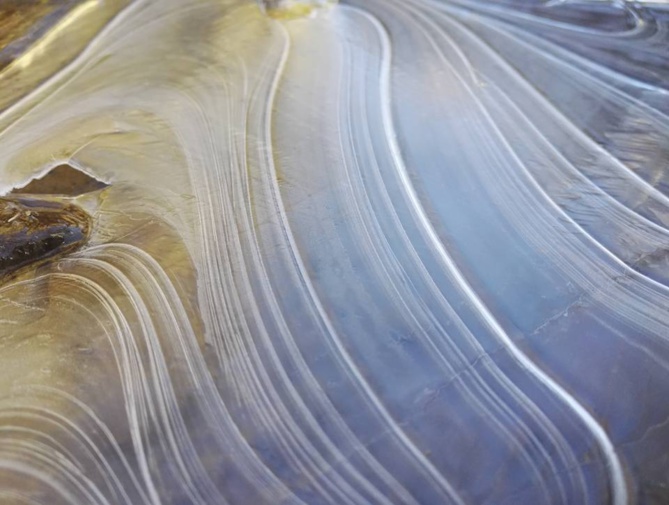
[0,0,667,504]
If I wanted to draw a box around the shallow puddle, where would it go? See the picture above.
[0,1,668,504]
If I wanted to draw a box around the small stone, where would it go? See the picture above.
[0,196,92,281]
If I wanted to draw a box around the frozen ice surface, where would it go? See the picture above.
[0,0,668,504]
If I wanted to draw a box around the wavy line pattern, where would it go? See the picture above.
[0,0,667,504]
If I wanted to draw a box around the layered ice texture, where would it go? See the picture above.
[0,1,668,504]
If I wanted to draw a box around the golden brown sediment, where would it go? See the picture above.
[0,0,130,113]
